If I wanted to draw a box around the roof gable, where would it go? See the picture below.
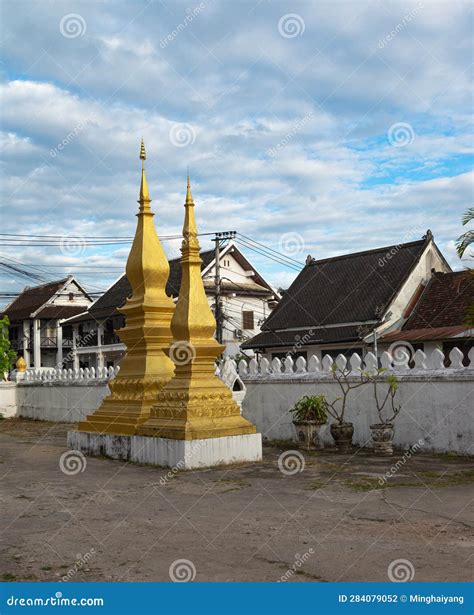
[261,238,429,331]
[1,276,93,322]
[2,278,67,321]
[202,242,275,293]
[403,271,473,330]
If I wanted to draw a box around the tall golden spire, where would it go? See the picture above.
[76,141,176,436]
[138,177,257,441]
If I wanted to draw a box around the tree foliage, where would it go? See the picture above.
[0,316,17,380]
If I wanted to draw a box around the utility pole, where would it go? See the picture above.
[212,231,236,344]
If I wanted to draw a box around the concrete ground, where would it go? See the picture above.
[0,418,472,583]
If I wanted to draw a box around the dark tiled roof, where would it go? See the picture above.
[68,250,216,323]
[1,278,69,321]
[260,239,430,332]
[403,271,473,330]
[242,325,364,349]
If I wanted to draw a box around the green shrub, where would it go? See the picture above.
[290,395,328,423]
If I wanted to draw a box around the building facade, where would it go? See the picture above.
[243,232,459,362]
[1,276,93,368]
[62,242,278,369]
[380,270,473,364]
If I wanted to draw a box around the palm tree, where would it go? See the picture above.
[456,207,474,325]
[456,207,474,258]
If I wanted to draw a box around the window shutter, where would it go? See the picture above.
[242,311,254,330]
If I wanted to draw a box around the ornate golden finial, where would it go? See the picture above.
[185,174,193,205]
[182,175,199,252]
[140,138,146,166]
[16,356,26,372]
[138,139,150,209]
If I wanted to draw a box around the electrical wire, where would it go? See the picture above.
[236,232,304,266]
[233,237,301,272]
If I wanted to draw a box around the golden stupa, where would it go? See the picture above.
[137,177,257,441]
[76,141,176,435]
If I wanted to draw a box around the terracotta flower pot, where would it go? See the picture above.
[329,422,354,452]
[370,423,395,455]
[293,420,325,451]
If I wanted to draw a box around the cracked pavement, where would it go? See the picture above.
[0,418,472,582]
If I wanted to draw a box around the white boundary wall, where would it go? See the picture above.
[2,360,245,423]
[0,383,18,418]
[2,350,472,453]
[238,349,474,454]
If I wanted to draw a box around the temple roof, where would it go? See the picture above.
[243,235,445,349]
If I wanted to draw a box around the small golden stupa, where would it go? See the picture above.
[138,177,257,441]
[76,140,176,435]
[16,356,27,372]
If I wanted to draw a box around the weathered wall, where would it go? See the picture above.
[0,383,18,418]
[7,359,245,423]
[16,381,110,422]
[241,370,474,454]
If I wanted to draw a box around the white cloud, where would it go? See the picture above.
[0,0,472,295]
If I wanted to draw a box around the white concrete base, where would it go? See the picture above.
[67,430,130,460]
[67,430,262,469]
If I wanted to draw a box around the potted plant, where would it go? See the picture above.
[368,371,402,455]
[325,363,370,452]
[289,394,328,450]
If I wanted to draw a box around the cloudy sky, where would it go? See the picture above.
[1,0,472,299]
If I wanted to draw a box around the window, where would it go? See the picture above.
[68,292,74,301]
[242,311,254,330]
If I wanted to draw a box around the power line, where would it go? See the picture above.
[237,232,304,266]
[0,231,223,246]
[233,237,301,272]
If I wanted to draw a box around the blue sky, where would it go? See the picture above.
[0,0,473,299]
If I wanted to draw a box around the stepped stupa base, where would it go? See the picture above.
[67,430,262,469]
